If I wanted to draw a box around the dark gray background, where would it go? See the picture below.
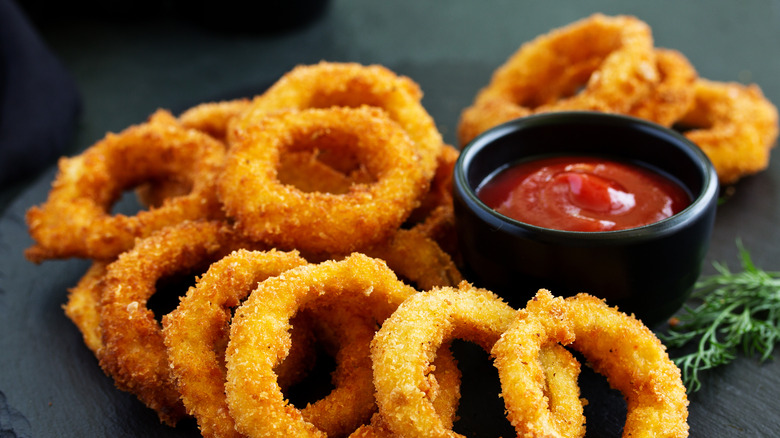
[2,1,779,436]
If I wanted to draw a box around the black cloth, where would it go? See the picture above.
[0,0,81,185]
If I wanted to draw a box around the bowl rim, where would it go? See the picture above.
[454,111,720,242]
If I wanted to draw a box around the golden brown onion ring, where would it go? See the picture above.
[25,110,225,262]
[218,107,428,254]
[161,249,309,437]
[163,249,388,438]
[677,78,779,184]
[371,283,585,438]
[457,14,658,146]
[225,253,418,437]
[492,289,689,438]
[66,250,317,434]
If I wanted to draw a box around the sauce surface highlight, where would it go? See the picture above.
[477,156,691,232]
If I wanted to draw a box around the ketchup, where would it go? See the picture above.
[477,156,691,232]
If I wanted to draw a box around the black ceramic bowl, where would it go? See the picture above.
[453,112,719,326]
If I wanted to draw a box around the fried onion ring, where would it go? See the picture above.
[676,78,779,184]
[457,13,658,146]
[225,253,418,437]
[492,289,689,438]
[234,61,445,181]
[371,283,585,437]
[161,249,308,437]
[65,249,316,433]
[219,107,428,254]
[98,220,249,425]
[163,249,388,437]
[25,110,225,262]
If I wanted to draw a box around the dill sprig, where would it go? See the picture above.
[661,241,780,393]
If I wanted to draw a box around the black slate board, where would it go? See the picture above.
[2,1,780,436]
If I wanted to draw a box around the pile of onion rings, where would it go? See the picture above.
[25,61,456,265]
[458,13,778,184]
[676,79,779,184]
[218,106,429,255]
[27,61,464,429]
[27,58,690,437]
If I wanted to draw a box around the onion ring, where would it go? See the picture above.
[98,220,249,425]
[65,249,317,433]
[218,107,428,254]
[25,110,225,262]
[162,249,386,437]
[457,13,658,146]
[371,283,585,437]
[161,249,308,437]
[225,253,418,437]
[492,289,689,438]
[234,61,445,182]
[676,78,779,184]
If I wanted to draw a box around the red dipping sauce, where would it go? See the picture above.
[477,156,691,232]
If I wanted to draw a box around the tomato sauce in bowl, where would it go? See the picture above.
[452,112,719,325]
[477,156,691,232]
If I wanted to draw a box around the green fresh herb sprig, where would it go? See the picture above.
[661,241,780,393]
